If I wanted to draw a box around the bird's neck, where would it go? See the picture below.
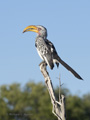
[37,34,47,39]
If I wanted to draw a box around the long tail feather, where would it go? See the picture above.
[57,56,83,80]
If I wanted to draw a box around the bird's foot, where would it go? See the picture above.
[39,61,47,66]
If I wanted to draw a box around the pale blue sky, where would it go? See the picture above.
[0,0,90,95]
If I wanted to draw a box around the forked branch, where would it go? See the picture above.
[39,61,66,120]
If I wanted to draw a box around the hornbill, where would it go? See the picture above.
[23,25,83,80]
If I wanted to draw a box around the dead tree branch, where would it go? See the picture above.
[39,61,66,120]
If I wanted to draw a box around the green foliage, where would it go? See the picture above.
[66,95,84,120]
[0,82,90,120]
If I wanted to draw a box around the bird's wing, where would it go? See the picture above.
[45,39,58,54]
[45,39,83,80]
[45,39,59,67]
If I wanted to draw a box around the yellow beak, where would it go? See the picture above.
[23,25,38,33]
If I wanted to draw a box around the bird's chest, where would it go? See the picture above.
[35,38,48,59]
[35,38,44,49]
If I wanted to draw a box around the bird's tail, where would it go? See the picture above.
[56,56,83,80]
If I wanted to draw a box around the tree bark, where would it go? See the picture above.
[39,61,66,120]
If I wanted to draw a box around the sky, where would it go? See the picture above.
[0,0,90,95]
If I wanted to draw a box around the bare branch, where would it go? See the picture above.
[39,61,66,120]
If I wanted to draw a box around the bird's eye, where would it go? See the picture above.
[38,28,41,31]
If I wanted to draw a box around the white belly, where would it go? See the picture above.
[36,49,44,60]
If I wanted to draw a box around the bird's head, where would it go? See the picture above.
[23,25,47,38]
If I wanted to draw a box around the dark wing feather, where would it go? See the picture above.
[45,39,83,80]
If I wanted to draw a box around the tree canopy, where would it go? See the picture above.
[0,82,90,120]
